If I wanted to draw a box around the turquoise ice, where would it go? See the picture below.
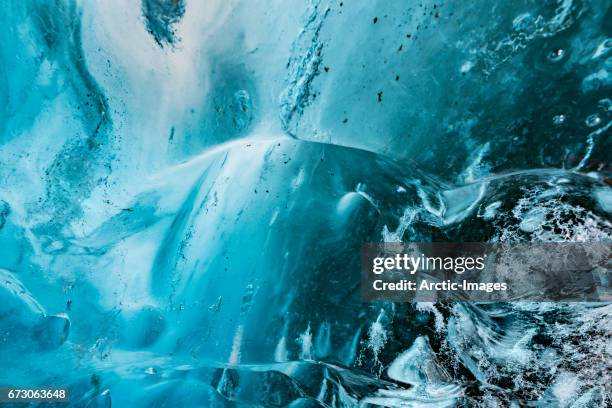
[0,1,611,406]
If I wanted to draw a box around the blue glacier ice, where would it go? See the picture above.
[0,0,611,407]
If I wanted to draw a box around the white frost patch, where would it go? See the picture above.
[551,372,580,406]
[228,325,243,365]
[382,207,418,242]
[298,323,313,360]
[416,302,446,332]
[481,201,502,220]
[366,309,389,374]
[387,336,432,383]
[594,187,612,213]
[274,336,289,362]
[518,207,546,232]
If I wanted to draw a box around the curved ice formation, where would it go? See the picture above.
[0,0,610,406]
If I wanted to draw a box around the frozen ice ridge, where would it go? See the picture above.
[0,0,610,406]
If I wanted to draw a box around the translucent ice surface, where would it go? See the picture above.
[0,0,610,406]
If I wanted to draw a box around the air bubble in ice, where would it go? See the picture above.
[552,114,566,126]
[585,114,602,127]
[547,48,565,62]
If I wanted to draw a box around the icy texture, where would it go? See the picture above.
[0,0,611,407]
